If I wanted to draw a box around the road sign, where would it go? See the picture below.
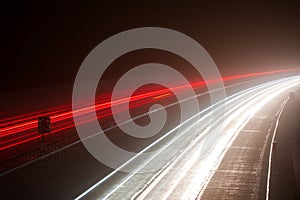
[38,116,51,133]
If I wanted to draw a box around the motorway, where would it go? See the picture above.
[76,76,300,200]
[1,74,300,199]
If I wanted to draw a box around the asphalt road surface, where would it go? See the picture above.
[1,76,300,200]
[269,91,300,200]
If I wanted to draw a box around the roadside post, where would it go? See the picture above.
[38,116,51,153]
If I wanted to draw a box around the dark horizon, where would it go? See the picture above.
[1,1,300,93]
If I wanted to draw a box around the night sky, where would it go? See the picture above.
[1,1,300,94]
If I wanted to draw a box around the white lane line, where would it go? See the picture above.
[265,97,289,200]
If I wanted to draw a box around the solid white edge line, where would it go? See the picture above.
[265,97,289,200]
[197,80,300,200]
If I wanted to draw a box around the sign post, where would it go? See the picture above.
[38,116,51,153]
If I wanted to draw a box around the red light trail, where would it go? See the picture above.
[0,69,298,163]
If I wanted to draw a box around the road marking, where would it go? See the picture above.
[265,97,288,200]
[197,78,300,200]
